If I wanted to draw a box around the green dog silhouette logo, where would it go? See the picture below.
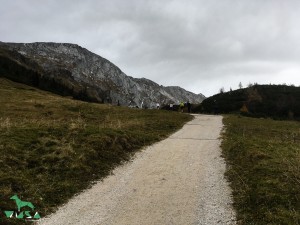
[4,195,41,220]
[10,195,35,212]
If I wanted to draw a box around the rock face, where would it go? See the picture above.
[0,42,205,107]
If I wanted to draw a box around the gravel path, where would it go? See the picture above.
[38,114,236,225]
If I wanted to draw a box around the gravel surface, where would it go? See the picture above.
[38,114,236,225]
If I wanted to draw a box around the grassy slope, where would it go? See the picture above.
[0,78,192,225]
[222,115,300,225]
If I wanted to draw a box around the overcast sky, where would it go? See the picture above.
[1,0,300,96]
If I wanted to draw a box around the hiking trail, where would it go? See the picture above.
[39,114,236,225]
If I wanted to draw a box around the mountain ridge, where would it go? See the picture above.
[0,41,205,107]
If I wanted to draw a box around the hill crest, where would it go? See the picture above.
[198,84,300,119]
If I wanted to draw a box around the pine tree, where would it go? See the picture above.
[239,82,243,89]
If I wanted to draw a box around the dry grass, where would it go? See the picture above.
[282,149,300,186]
[222,115,300,225]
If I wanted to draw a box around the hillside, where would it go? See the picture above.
[196,84,300,119]
[0,42,205,108]
[0,78,192,225]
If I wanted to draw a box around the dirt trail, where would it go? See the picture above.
[39,114,236,225]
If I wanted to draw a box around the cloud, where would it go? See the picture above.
[1,0,300,96]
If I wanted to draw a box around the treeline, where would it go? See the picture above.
[194,84,300,120]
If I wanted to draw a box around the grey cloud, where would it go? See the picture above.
[1,0,300,96]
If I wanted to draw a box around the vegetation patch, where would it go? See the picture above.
[0,78,192,225]
[222,115,300,225]
[196,84,300,120]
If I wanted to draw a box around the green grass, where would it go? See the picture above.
[0,78,193,225]
[222,115,300,225]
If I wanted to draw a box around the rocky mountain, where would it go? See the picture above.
[0,42,205,108]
